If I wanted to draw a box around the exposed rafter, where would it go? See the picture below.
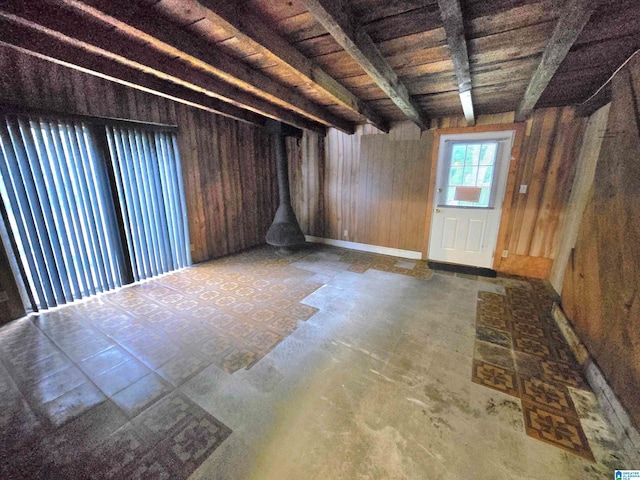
[0,8,328,134]
[437,0,475,126]
[302,0,429,130]
[25,0,355,133]
[0,36,267,128]
[515,0,601,122]
[156,0,390,132]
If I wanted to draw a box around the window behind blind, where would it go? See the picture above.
[0,112,190,311]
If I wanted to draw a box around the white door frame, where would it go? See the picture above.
[428,130,515,268]
[421,123,526,270]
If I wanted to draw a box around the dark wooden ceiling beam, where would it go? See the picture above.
[514,0,601,122]
[437,0,475,126]
[160,0,390,132]
[0,35,268,128]
[43,0,355,133]
[302,0,429,130]
[0,11,328,134]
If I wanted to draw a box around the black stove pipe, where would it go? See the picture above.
[265,121,306,247]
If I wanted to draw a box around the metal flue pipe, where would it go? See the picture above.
[265,121,306,247]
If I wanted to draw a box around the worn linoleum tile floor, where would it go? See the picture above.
[0,244,635,479]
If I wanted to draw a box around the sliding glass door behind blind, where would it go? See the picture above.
[106,127,190,282]
[0,113,190,311]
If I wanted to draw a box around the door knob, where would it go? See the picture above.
[437,188,442,193]
[435,208,441,213]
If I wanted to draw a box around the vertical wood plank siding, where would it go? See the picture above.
[560,54,640,428]
[0,45,278,267]
[0,45,278,323]
[296,109,586,277]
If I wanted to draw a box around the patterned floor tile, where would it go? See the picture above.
[541,359,587,389]
[474,341,514,370]
[510,307,542,325]
[269,313,299,334]
[90,421,149,478]
[512,322,547,339]
[157,354,209,387]
[222,349,258,373]
[0,394,43,449]
[286,303,319,321]
[513,336,552,358]
[518,376,578,417]
[552,342,579,365]
[513,351,544,378]
[227,319,262,340]
[232,301,256,315]
[476,311,511,331]
[522,401,594,460]
[473,278,596,462]
[476,325,512,348]
[173,326,216,347]
[245,330,283,356]
[471,360,519,397]
[348,264,369,273]
[195,334,235,361]
[2,244,511,477]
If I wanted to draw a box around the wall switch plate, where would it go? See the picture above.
[519,184,528,194]
[502,250,509,258]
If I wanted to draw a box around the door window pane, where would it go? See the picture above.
[441,142,499,208]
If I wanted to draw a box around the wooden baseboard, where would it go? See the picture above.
[496,254,552,278]
[304,236,422,260]
[552,304,640,460]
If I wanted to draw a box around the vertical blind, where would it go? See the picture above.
[0,113,190,311]
[106,126,190,282]
[0,117,125,309]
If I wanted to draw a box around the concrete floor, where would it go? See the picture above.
[182,249,631,479]
[1,246,634,478]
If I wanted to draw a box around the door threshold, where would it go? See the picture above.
[427,261,497,278]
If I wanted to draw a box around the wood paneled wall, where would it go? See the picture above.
[548,104,610,293]
[500,108,587,277]
[290,122,436,252]
[561,55,640,428]
[355,132,433,251]
[287,133,325,237]
[299,109,586,277]
[0,45,279,322]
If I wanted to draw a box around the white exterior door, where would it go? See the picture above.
[428,131,515,268]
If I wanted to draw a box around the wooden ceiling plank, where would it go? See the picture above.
[437,0,475,125]
[0,36,268,127]
[0,11,327,134]
[302,0,429,129]
[514,0,601,122]
[181,0,391,132]
[49,0,355,133]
